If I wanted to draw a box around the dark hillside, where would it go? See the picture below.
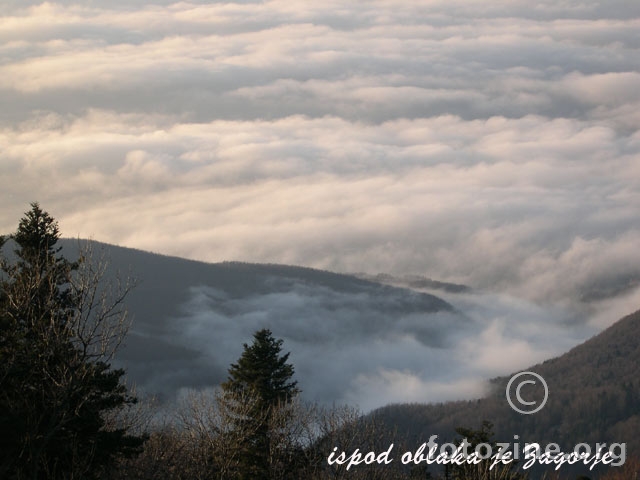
[373,309,640,477]
[55,239,465,406]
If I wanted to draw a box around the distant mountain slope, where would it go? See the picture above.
[373,309,640,474]
[58,239,468,408]
[356,273,471,294]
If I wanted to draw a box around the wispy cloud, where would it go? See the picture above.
[115,262,593,411]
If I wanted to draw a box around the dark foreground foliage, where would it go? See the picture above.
[0,204,145,479]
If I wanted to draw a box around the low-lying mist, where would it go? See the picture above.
[86,242,634,412]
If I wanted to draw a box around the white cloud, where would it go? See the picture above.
[346,370,489,411]
[0,108,637,311]
[1,0,639,376]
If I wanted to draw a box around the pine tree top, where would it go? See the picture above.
[224,328,299,406]
[13,202,61,263]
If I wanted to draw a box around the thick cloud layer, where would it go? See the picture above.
[2,0,639,377]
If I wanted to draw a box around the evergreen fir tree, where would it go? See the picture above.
[221,328,300,479]
[0,203,144,480]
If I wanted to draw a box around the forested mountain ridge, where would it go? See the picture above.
[372,309,640,475]
[5,233,638,478]
[55,239,466,408]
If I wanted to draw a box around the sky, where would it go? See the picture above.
[2,0,640,323]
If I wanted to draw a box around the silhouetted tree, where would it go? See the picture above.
[221,328,300,479]
[0,203,145,480]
